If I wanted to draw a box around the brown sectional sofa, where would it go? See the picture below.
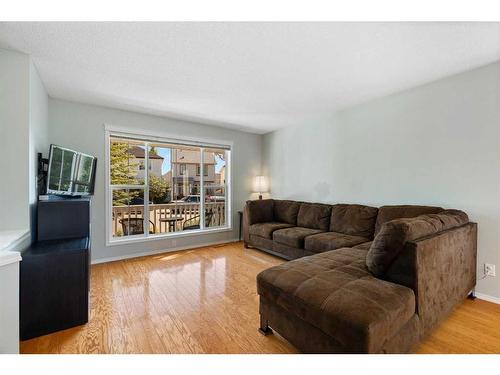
[243,199,477,353]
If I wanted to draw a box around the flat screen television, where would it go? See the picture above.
[46,144,97,196]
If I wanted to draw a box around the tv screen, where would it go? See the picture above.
[46,144,97,196]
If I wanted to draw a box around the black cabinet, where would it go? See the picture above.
[37,198,90,240]
[20,198,91,340]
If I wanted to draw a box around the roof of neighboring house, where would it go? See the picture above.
[128,146,163,159]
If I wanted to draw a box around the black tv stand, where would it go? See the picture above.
[20,197,91,340]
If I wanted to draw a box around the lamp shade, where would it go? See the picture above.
[253,175,269,194]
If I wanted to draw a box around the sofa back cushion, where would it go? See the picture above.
[274,200,301,225]
[246,199,274,225]
[367,209,469,276]
[297,203,332,231]
[374,205,443,235]
[330,204,378,238]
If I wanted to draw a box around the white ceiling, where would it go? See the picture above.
[1,22,500,134]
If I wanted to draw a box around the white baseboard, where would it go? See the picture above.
[475,292,500,305]
[91,238,240,265]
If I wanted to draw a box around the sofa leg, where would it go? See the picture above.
[244,242,250,249]
[468,289,477,300]
[258,316,273,336]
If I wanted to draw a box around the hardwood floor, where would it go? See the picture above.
[20,242,500,354]
[415,298,500,353]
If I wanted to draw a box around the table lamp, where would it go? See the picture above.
[253,175,268,200]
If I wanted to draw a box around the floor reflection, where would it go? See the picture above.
[105,248,229,320]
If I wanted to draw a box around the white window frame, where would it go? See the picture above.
[104,124,232,246]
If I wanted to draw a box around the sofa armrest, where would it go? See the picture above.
[384,222,477,335]
[243,204,251,245]
[243,199,275,245]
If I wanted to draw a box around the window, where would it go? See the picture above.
[196,164,209,176]
[179,164,186,175]
[106,129,231,244]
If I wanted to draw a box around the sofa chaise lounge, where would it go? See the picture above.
[243,199,477,353]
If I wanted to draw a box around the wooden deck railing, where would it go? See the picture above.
[112,202,226,236]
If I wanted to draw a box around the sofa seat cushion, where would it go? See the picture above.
[304,232,369,253]
[273,242,317,260]
[249,222,294,239]
[273,227,324,248]
[257,248,416,353]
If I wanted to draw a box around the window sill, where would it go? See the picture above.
[106,226,233,247]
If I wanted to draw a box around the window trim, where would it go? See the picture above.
[104,124,233,246]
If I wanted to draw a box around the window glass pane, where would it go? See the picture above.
[74,154,94,193]
[61,149,76,191]
[110,137,146,185]
[74,184,90,193]
[48,146,63,191]
[205,186,226,228]
[169,145,201,201]
[112,189,145,237]
[76,155,93,183]
[147,144,170,204]
[49,147,76,192]
[147,143,201,234]
[203,148,227,228]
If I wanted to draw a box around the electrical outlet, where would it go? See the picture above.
[485,263,496,277]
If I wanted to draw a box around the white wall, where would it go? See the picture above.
[29,61,49,241]
[263,61,500,300]
[0,49,47,353]
[0,260,20,353]
[0,48,30,231]
[0,50,47,235]
[48,99,262,262]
